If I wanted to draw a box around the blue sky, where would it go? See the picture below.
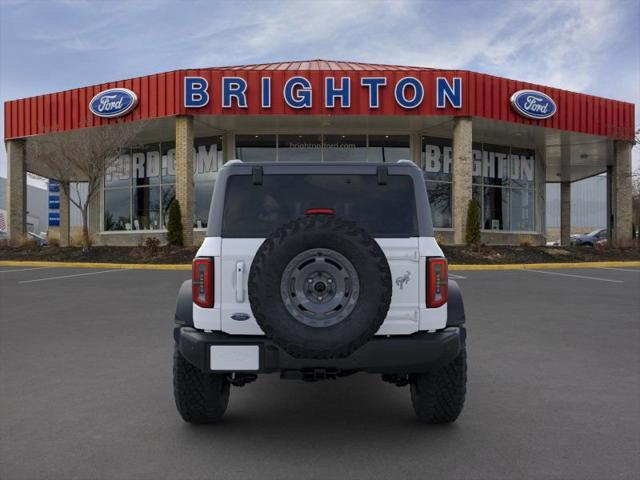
[1,0,638,179]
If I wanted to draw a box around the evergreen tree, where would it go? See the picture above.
[465,198,481,246]
[167,200,183,247]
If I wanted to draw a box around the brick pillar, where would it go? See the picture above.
[560,181,571,246]
[6,139,27,245]
[175,115,194,246]
[610,141,633,247]
[59,182,70,247]
[452,117,473,244]
[222,133,236,162]
[410,133,422,168]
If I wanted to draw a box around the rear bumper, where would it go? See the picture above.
[174,326,465,375]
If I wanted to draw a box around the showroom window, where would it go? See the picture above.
[103,136,223,231]
[422,136,537,232]
[322,134,367,162]
[368,135,410,162]
[194,136,223,228]
[235,135,277,162]
[235,134,410,162]
[278,134,323,162]
[422,136,453,228]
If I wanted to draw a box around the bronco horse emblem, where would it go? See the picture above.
[395,270,411,290]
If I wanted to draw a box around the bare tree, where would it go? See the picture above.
[27,122,143,250]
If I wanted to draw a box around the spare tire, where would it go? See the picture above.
[248,214,392,359]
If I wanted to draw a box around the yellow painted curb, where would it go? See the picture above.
[0,260,191,270]
[450,261,640,271]
[1,260,639,271]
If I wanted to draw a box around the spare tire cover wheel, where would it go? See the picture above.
[248,215,392,359]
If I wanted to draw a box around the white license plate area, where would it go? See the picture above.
[210,345,259,371]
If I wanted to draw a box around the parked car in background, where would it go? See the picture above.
[0,230,48,246]
[571,229,607,247]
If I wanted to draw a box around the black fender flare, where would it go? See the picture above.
[174,280,193,327]
[446,280,465,326]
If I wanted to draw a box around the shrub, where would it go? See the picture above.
[48,237,60,247]
[19,237,40,249]
[167,200,183,247]
[465,199,481,246]
[144,236,161,256]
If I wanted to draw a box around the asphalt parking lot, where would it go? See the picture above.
[1,264,639,480]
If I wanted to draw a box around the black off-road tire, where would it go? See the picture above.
[173,344,230,424]
[248,215,392,359]
[410,345,467,424]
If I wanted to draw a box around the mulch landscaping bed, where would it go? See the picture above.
[1,244,639,265]
[0,245,198,264]
[441,245,640,265]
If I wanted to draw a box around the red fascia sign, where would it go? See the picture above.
[183,75,463,111]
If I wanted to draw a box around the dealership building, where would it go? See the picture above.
[3,60,636,246]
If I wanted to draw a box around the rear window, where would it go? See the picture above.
[222,174,417,237]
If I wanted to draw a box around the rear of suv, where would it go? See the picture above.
[173,160,467,424]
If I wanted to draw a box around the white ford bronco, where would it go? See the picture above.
[173,160,467,424]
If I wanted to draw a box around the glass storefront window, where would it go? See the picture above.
[322,134,367,162]
[483,186,509,230]
[510,188,535,231]
[162,185,176,228]
[482,143,510,187]
[472,142,483,184]
[236,135,277,162]
[132,143,161,187]
[161,142,176,184]
[133,186,161,230]
[509,147,535,188]
[278,134,322,162]
[194,182,214,228]
[368,135,410,162]
[426,181,452,228]
[193,137,222,228]
[104,188,131,231]
[194,136,222,182]
[422,136,452,182]
[105,153,131,188]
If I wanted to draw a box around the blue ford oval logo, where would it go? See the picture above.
[89,88,138,118]
[510,89,556,120]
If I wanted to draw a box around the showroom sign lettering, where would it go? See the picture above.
[510,90,556,120]
[424,144,535,181]
[89,88,138,118]
[106,144,219,182]
[184,76,463,110]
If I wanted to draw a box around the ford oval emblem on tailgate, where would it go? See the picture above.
[231,313,251,321]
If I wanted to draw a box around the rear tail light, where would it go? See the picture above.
[192,257,214,308]
[426,257,448,308]
[305,208,335,215]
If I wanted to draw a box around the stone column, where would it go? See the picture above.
[560,181,571,246]
[410,133,423,168]
[222,133,236,163]
[452,117,473,244]
[6,139,27,245]
[175,115,194,246]
[610,141,633,247]
[59,182,70,247]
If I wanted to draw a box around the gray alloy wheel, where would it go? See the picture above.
[280,248,360,328]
